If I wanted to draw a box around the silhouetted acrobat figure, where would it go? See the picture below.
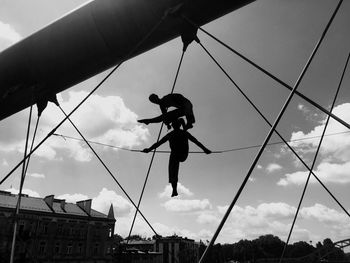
[138,93,195,130]
[142,118,211,197]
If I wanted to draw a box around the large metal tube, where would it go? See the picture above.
[0,0,255,120]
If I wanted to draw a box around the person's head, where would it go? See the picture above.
[172,118,185,130]
[149,93,160,104]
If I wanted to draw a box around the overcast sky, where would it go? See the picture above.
[1,0,350,246]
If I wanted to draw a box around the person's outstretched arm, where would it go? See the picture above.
[142,134,170,153]
[187,133,211,154]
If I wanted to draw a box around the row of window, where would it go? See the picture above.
[38,241,102,256]
[16,220,112,239]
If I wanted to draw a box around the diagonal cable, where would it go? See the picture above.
[127,49,186,242]
[278,51,350,263]
[1,14,167,186]
[181,5,350,132]
[57,105,158,236]
[199,1,343,261]
[198,42,350,219]
[23,116,40,176]
[10,105,33,263]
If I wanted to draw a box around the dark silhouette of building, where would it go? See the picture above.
[155,235,199,263]
[0,190,115,262]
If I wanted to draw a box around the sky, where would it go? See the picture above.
[0,0,350,247]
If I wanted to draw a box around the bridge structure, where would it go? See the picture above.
[334,238,350,250]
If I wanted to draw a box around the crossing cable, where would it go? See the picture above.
[181,4,350,132]
[10,105,33,263]
[23,115,41,176]
[278,51,350,263]
[53,129,350,154]
[57,105,159,236]
[198,1,343,262]
[0,14,167,186]
[127,49,186,242]
[197,41,350,220]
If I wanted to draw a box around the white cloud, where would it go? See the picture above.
[2,159,8,166]
[196,202,311,243]
[300,203,348,225]
[290,103,350,162]
[256,202,296,218]
[0,92,149,162]
[0,21,21,51]
[6,187,40,198]
[196,212,220,224]
[278,161,350,186]
[92,188,133,217]
[266,163,282,173]
[28,173,45,179]
[162,199,212,212]
[57,188,133,217]
[158,183,194,198]
[283,103,350,186]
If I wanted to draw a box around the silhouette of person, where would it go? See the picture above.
[138,93,195,130]
[142,118,211,197]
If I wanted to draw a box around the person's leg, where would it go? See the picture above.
[169,154,180,197]
[138,109,184,127]
[184,108,195,130]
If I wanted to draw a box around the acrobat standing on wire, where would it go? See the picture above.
[142,118,211,197]
[138,93,195,130]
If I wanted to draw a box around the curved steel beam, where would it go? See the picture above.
[0,0,255,121]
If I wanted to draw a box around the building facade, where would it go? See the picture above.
[155,235,199,263]
[0,190,115,262]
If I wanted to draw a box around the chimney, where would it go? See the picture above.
[77,199,92,215]
[44,195,54,208]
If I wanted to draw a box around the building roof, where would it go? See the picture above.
[122,240,156,246]
[0,191,113,220]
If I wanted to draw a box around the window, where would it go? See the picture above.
[43,224,49,234]
[54,242,60,254]
[67,242,73,255]
[57,224,63,234]
[78,243,83,254]
[93,243,99,255]
[18,221,25,234]
[39,241,46,255]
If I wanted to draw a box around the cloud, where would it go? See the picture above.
[0,92,149,162]
[290,103,350,162]
[266,163,282,173]
[0,21,21,51]
[28,173,45,179]
[158,183,194,198]
[6,187,40,198]
[196,212,220,224]
[2,159,8,166]
[57,188,133,217]
[195,202,310,243]
[162,199,212,212]
[278,161,350,186]
[300,203,348,225]
[283,103,350,186]
[92,188,133,217]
